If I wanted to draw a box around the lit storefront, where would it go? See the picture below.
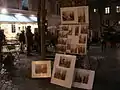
[0,8,38,40]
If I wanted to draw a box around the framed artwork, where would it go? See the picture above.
[79,34,87,44]
[32,61,51,78]
[72,69,95,90]
[77,6,89,24]
[81,24,89,34]
[77,44,87,55]
[57,25,87,55]
[51,54,76,88]
[61,7,78,24]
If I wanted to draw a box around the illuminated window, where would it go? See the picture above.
[116,6,120,13]
[94,9,97,12]
[118,21,120,24]
[105,7,110,14]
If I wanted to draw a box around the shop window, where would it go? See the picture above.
[11,24,16,33]
[105,7,110,14]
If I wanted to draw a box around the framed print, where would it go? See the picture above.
[77,44,87,55]
[61,7,78,24]
[73,69,95,90]
[51,54,76,88]
[81,24,89,34]
[79,34,87,44]
[77,6,89,24]
[32,61,51,78]
[61,25,69,31]
[56,45,66,53]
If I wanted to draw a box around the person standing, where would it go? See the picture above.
[25,26,33,56]
[34,29,39,52]
[0,30,5,68]
[19,30,25,53]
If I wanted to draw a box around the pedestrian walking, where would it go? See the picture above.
[25,26,33,56]
[101,37,106,52]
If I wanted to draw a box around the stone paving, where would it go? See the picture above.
[1,46,120,90]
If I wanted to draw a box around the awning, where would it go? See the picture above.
[29,16,37,22]
[14,14,32,22]
[0,14,18,22]
[0,14,37,23]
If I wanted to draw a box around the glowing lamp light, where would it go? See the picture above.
[118,21,120,24]
[1,8,8,14]
[30,14,35,17]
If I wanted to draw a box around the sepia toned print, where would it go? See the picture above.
[59,31,67,38]
[51,54,77,88]
[62,26,69,31]
[58,38,67,45]
[74,72,89,84]
[54,68,67,80]
[77,45,85,54]
[56,45,66,52]
[71,47,77,54]
[67,44,71,50]
[68,26,73,35]
[79,35,87,43]
[35,64,47,74]
[62,11,75,21]
[72,69,95,89]
[81,26,88,34]
[78,8,85,23]
[75,26,79,36]
[66,39,71,50]
[59,56,71,68]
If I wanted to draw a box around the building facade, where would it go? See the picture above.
[0,0,61,40]
[89,0,120,42]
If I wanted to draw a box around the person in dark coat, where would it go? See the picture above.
[19,30,25,53]
[0,30,5,67]
[25,26,33,56]
[34,30,39,52]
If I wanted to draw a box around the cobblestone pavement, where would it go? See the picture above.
[1,46,120,90]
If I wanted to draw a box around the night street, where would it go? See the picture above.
[1,46,120,90]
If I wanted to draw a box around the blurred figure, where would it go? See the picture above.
[19,30,25,53]
[3,52,14,79]
[101,36,106,52]
[0,30,5,66]
[33,29,39,52]
[25,26,33,56]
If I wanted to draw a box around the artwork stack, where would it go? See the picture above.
[31,6,95,90]
[51,6,95,89]
[56,6,89,55]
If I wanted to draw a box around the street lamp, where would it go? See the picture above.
[1,8,8,14]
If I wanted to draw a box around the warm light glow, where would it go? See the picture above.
[118,21,120,24]
[105,7,110,14]
[94,9,97,12]
[30,14,35,17]
[15,13,22,16]
[116,6,120,13]
[1,8,8,14]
